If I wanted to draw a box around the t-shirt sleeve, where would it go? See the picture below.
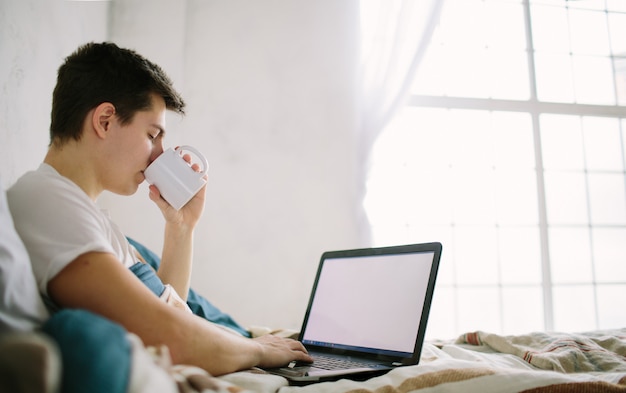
[8,171,116,296]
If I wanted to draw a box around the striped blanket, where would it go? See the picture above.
[457,329,626,374]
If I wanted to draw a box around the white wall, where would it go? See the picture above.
[1,0,368,330]
[0,0,109,186]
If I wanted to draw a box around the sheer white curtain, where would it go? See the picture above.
[358,0,444,158]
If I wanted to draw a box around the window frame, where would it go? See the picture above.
[367,0,626,334]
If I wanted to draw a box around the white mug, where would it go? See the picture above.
[144,145,209,210]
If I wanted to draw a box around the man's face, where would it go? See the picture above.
[103,95,167,196]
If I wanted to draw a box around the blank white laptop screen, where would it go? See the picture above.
[301,251,435,355]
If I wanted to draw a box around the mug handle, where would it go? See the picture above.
[175,145,209,175]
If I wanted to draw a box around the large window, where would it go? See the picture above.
[364,0,626,339]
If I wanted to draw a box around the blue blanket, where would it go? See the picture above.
[127,237,250,338]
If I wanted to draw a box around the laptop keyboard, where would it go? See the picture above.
[311,355,373,370]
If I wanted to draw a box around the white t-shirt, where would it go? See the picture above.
[0,176,49,332]
[7,163,138,299]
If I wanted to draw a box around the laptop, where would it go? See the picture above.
[264,242,442,384]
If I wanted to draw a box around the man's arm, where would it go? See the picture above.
[148,176,203,301]
[48,251,312,376]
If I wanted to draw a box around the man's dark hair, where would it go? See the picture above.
[50,42,185,145]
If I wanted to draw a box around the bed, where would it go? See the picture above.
[1,182,624,393]
[129,327,626,393]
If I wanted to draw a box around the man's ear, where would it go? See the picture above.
[92,102,116,139]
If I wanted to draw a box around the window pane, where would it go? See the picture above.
[608,13,626,55]
[597,285,626,329]
[582,117,623,171]
[458,287,501,333]
[607,0,626,12]
[502,287,544,334]
[495,169,539,225]
[592,228,626,282]
[540,115,584,170]
[455,226,498,285]
[587,173,626,225]
[419,11,516,99]
[404,170,454,224]
[614,58,626,106]
[493,112,535,169]
[530,0,568,6]
[567,0,607,11]
[439,0,486,51]
[489,50,530,100]
[485,1,526,50]
[544,172,589,225]
[530,5,570,53]
[572,55,615,105]
[622,119,626,163]
[452,169,496,224]
[449,110,493,168]
[553,285,597,332]
[447,48,490,98]
[569,9,610,56]
[549,227,593,283]
[499,227,542,284]
[535,53,575,102]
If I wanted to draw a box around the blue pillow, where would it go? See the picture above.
[127,237,250,337]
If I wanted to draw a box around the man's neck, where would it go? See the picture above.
[44,141,101,201]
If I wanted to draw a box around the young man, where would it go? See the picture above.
[8,42,312,376]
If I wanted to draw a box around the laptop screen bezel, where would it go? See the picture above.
[297,242,442,366]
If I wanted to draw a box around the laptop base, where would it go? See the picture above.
[277,367,391,386]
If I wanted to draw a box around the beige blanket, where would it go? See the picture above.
[127,328,626,393]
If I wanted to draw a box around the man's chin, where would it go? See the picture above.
[114,184,141,196]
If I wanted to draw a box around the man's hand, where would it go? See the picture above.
[148,151,206,228]
[252,335,314,369]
